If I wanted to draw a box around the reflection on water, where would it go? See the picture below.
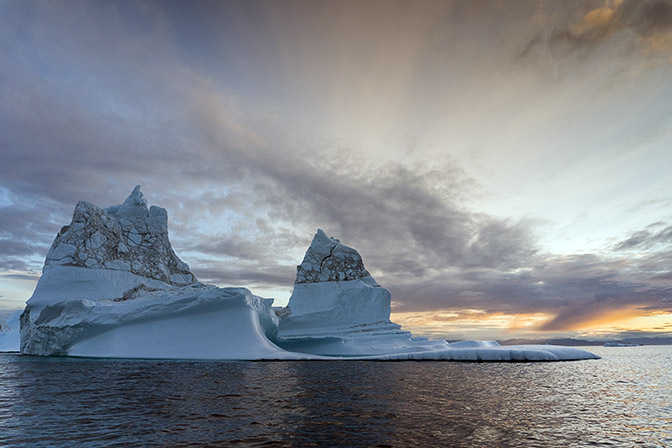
[0,346,670,447]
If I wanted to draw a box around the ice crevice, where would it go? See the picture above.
[318,245,335,273]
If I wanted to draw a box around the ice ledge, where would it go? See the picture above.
[27,266,173,306]
[20,282,283,357]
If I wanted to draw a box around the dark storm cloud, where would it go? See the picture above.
[211,142,537,276]
[0,191,69,274]
[619,0,672,36]
[184,229,307,263]
[187,238,281,262]
[0,239,45,258]
[167,146,539,286]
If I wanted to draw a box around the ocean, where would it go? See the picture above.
[0,346,670,447]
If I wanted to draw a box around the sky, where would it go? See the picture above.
[1,0,672,340]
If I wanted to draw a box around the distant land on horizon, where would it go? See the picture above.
[495,337,672,346]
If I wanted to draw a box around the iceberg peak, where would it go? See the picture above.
[42,187,194,286]
[281,230,392,337]
[123,185,147,207]
[295,229,371,284]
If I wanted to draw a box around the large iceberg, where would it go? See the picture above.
[275,230,598,361]
[276,229,441,356]
[20,186,302,360]
[18,187,598,362]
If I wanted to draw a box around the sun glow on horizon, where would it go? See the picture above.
[392,308,672,340]
[392,310,554,340]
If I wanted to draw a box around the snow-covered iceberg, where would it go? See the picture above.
[18,187,598,362]
[275,230,598,361]
[20,186,301,360]
[276,229,435,356]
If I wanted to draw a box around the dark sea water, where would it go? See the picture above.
[0,346,670,448]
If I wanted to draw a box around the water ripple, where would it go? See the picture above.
[0,346,670,447]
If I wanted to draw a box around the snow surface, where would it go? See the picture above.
[18,189,599,362]
[27,266,172,306]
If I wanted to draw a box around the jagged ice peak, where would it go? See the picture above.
[43,185,195,286]
[295,229,372,284]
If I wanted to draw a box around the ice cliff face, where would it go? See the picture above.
[44,185,194,286]
[21,284,290,359]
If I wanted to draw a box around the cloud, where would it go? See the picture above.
[518,0,672,61]
[0,273,41,282]
[384,249,672,332]
[619,0,672,38]
[191,265,295,290]
[615,223,672,250]
[1,1,671,335]
[1,0,538,295]
[0,189,70,274]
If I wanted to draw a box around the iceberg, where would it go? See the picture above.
[603,341,642,347]
[276,229,435,356]
[275,230,598,361]
[20,186,302,360]
[18,187,599,361]
[0,310,21,352]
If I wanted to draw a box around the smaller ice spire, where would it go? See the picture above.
[295,229,370,284]
[123,185,147,207]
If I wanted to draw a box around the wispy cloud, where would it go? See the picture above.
[615,223,672,250]
[518,0,672,62]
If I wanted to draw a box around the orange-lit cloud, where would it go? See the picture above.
[392,309,554,339]
[520,0,672,62]
[543,305,644,331]
[575,309,672,335]
[573,0,672,57]
[643,31,672,55]
[573,6,617,35]
[392,306,672,340]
